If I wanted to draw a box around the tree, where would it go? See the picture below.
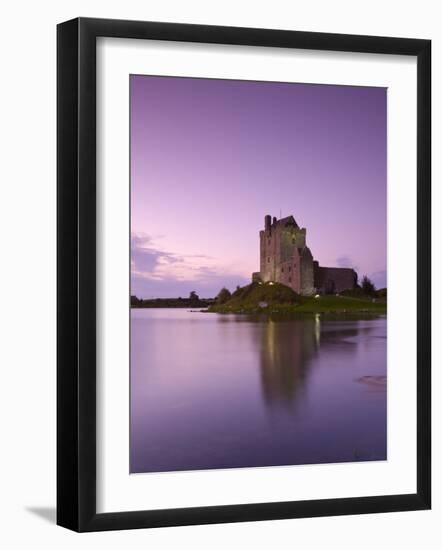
[189,291,199,300]
[130,295,141,306]
[361,275,376,295]
[216,287,232,305]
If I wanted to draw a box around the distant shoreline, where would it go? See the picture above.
[131,297,214,309]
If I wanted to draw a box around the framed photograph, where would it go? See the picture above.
[57,17,431,531]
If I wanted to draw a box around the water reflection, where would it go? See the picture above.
[257,315,379,409]
[259,318,317,408]
[130,309,387,473]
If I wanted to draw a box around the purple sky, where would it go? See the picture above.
[131,75,386,299]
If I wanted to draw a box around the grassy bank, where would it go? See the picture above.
[208,282,386,315]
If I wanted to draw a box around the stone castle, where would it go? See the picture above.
[252,214,357,296]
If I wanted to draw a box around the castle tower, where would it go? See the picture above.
[256,214,313,295]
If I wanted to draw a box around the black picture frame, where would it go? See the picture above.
[57,17,431,532]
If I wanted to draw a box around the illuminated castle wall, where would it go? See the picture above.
[252,215,357,296]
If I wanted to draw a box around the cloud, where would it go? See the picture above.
[335,255,357,269]
[131,232,249,298]
[131,233,182,276]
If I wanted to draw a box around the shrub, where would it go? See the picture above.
[361,275,376,295]
[216,287,232,304]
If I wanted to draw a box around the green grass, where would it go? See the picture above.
[230,281,298,304]
[208,282,386,315]
[294,295,386,313]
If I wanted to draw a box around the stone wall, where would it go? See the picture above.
[300,247,315,295]
[314,264,357,294]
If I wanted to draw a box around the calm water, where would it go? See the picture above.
[130,309,387,473]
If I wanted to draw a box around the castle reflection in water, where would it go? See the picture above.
[258,317,318,407]
[257,315,377,409]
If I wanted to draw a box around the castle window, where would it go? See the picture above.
[289,277,292,283]
[281,267,284,273]
[267,257,270,263]
[288,266,291,272]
